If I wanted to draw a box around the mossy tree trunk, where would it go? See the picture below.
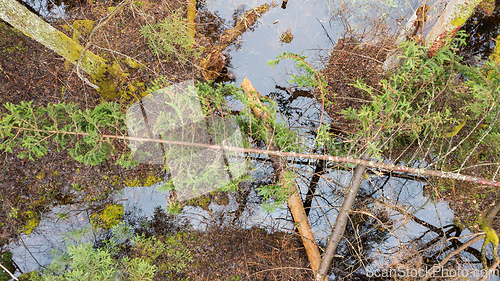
[186,0,196,39]
[425,0,482,57]
[384,1,482,70]
[0,0,127,98]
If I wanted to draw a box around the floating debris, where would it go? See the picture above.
[280,28,294,43]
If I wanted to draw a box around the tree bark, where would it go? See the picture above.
[201,4,270,80]
[0,0,128,96]
[384,0,482,70]
[425,0,482,57]
[315,160,367,280]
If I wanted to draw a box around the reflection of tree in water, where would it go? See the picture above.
[195,0,236,83]
[196,0,225,46]
[330,189,393,280]
[271,86,314,120]
[321,176,499,280]
[20,0,87,16]
[459,0,500,65]
[123,205,191,237]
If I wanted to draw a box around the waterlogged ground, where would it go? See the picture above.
[1,0,500,279]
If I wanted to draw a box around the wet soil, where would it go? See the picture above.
[1,0,315,278]
[126,207,312,280]
[181,226,311,280]
[0,0,201,243]
[320,36,393,133]
[318,29,500,236]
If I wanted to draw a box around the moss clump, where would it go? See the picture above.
[490,35,500,64]
[187,195,211,211]
[91,204,124,230]
[36,171,46,180]
[144,174,163,186]
[280,28,294,44]
[21,210,40,235]
[0,252,15,281]
[125,56,143,69]
[125,173,163,187]
[70,20,95,43]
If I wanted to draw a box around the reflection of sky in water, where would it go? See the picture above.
[382,178,454,243]
[24,0,66,18]
[9,204,93,273]
[11,170,498,279]
[205,0,446,97]
[7,0,499,278]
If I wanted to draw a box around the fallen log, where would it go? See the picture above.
[425,0,482,57]
[240,77,323,276]
[200,4,271,80]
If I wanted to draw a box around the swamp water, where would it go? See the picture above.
[4,0,499,279]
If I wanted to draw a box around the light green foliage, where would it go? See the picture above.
[269,33,500,171]
[196,81,239,115]
[0,79,301,213]
[457,59,500,150]
[132,233,193,274]
[268,52,336,153]
[121,257,158,281]
[268,52,328,100]
[140,10,201,60]
[166,200,182,214]
[257,171,294,212]
[36,222,193,280]
[0,101,136,167]
[315,123,344,155]
[43,243,118,280]
[345,31,500,162]
[340,36,464,157]
[145,76,170,94]
[219,174,253,192]
[257,184,286,212]
[232,86,303,153]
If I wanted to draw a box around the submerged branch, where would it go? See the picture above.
[421,233,486,281]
